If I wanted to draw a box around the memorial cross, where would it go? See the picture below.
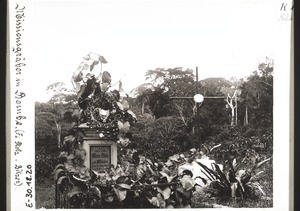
[170,67,225,147]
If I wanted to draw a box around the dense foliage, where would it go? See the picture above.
[36,57,273,208]
[53,147,271,208]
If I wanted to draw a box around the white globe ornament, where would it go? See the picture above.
[99,133,104,138]
[193,94,204,103]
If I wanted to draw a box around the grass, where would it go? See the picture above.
[192,196,273,208]
[35,177,56,209]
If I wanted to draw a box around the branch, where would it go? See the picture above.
[233,89,237,98]
[133,182,180,188]
[225,95,230,105]
[257,80,273,87]
[174,104,188,126]
[38,112,58,121]
[226,94,234,108]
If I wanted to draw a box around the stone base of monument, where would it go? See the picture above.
[78,127,118,173]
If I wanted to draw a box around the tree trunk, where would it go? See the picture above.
[231,107,235,126]
[235,97,238,125]
[54,120,62,148]
[141,101,145,114]
[226,94,237,126]
[57,125,61,148]
[244,106,249,126]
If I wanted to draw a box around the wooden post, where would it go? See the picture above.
[235,95,238,125]
[196,67,201,147]
[196,67,199,92]
[55,182,59,208]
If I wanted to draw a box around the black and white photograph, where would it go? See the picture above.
[8,0,293,210]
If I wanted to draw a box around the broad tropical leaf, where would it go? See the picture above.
[54,164,65,172]
[180,175,194,190]
[210,144,222,152]
[67,185,84,198]
[252,182,266,196]
[249,171,264,182]
[149,197,159,207]
[176,187,192,199]
[104,195,114,203]
[89,186,101,198]
[102,71,111,84]
[196,161,217,180]
[253,157,272,170]
[157,187,171,199]
[116,183,131,190]
[156,193,166,208]
[213,163,230,187]
[167,204,175,208]
[183,204,191,208]
[57,176,69,185]
[54,169,65,180]
[232,158,237,171]
[58,151,68,159]
[230,182,238,197]
[113,188,127,202]
[236,177,245,192]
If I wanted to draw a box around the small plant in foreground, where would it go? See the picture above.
[197,156,272,199]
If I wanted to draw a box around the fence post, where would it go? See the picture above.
[55,181,59,208]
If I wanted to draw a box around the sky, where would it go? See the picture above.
[32,0,276,102]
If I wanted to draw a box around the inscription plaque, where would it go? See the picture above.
[82,139,117,172]
[90,145,111,171]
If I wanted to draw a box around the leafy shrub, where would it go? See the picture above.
[131,116,195,161]
[36,153,60,180]
[204,125,273,164]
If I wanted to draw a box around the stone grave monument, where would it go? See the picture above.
[70,53,136,173]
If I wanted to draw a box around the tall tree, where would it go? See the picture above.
[133,83,154,114]
[36,82,77,149]
[238,58,273,127]
[145,67,196,121]
[220,78,243,126]
[147,87,173,119]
